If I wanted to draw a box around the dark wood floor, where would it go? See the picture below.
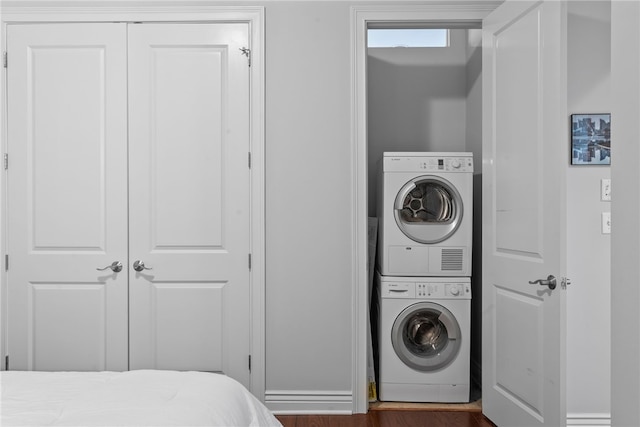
[276,410,496,427]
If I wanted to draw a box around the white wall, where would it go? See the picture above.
[566,1,611,421]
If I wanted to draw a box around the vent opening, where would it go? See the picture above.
[441,249,464,271]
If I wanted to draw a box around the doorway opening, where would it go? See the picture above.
[349,5,495,413]
[366,23,483,409]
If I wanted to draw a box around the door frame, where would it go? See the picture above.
[350,2,500,413]
[0,2,266,400]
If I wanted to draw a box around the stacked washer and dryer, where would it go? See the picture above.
[375,152,473,403]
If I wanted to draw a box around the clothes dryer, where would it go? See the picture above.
[377,152,473,277]
[377,273,471,403]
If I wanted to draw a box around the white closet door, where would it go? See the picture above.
[127,24,251,385]
[6,23,129,371]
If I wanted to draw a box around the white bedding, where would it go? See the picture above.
[0,370,282,427]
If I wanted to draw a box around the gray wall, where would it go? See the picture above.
[611,1,640,425]
[265,2,353,394]
[566,1,611,418]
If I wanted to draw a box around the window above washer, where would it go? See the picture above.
[367,28,449,48]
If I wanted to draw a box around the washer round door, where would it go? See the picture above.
[391,301,461,372]
[394,176,463,244]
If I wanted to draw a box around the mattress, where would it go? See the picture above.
[0,370,282,426]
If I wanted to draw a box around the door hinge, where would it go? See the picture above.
[4,153,8,170]
[5,355,8,370]
[5,254,8,272]
[240,47,251,67]
[248,253,252,271]
[248,152,251,169]
[248,355,252,372]
[3,52,7,68]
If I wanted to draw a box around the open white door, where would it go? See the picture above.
[482,1,567,426]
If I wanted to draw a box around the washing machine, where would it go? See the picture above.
[377,273,471,403]
[377,152,473,277]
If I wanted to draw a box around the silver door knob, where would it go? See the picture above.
[133,260,152,272]
[97,261,123,273]
[529,275,556,290]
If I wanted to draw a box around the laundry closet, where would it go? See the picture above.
[366,27,483,402]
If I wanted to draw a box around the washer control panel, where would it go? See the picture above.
[416,157,473,172]
[381,281,471,299]
[384,153,473,173]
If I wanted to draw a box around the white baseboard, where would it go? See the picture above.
[567,413,611,426]
[265,390,353,414]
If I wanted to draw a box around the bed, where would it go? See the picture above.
[0,370,282,426]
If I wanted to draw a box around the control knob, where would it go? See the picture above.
[449,284,460,296]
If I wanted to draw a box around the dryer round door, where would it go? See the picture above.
[394,176,463,244]
[391,301,461,372]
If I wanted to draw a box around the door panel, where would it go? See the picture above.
[494,6,543,257]
[482,1,567,426]
[494,288,544,416]
[30,47,109,251]
[149,45,225,248]
[7,23,129,371]
[151,283,224,371]
[30,284,108,371]
[127,24,251,386]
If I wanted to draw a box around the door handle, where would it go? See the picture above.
[96,261,123,273]
[529,275,557,290]
[133,260,152,272]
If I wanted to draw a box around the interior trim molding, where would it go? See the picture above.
[264,390,353,415]
[0,2,266,402]
[0,3,264,22]
[566,413,611,427]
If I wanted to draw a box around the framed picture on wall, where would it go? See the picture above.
[570,113,611,165]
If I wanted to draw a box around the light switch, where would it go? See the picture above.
[602,212,611,234]
[601,179,611,201]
